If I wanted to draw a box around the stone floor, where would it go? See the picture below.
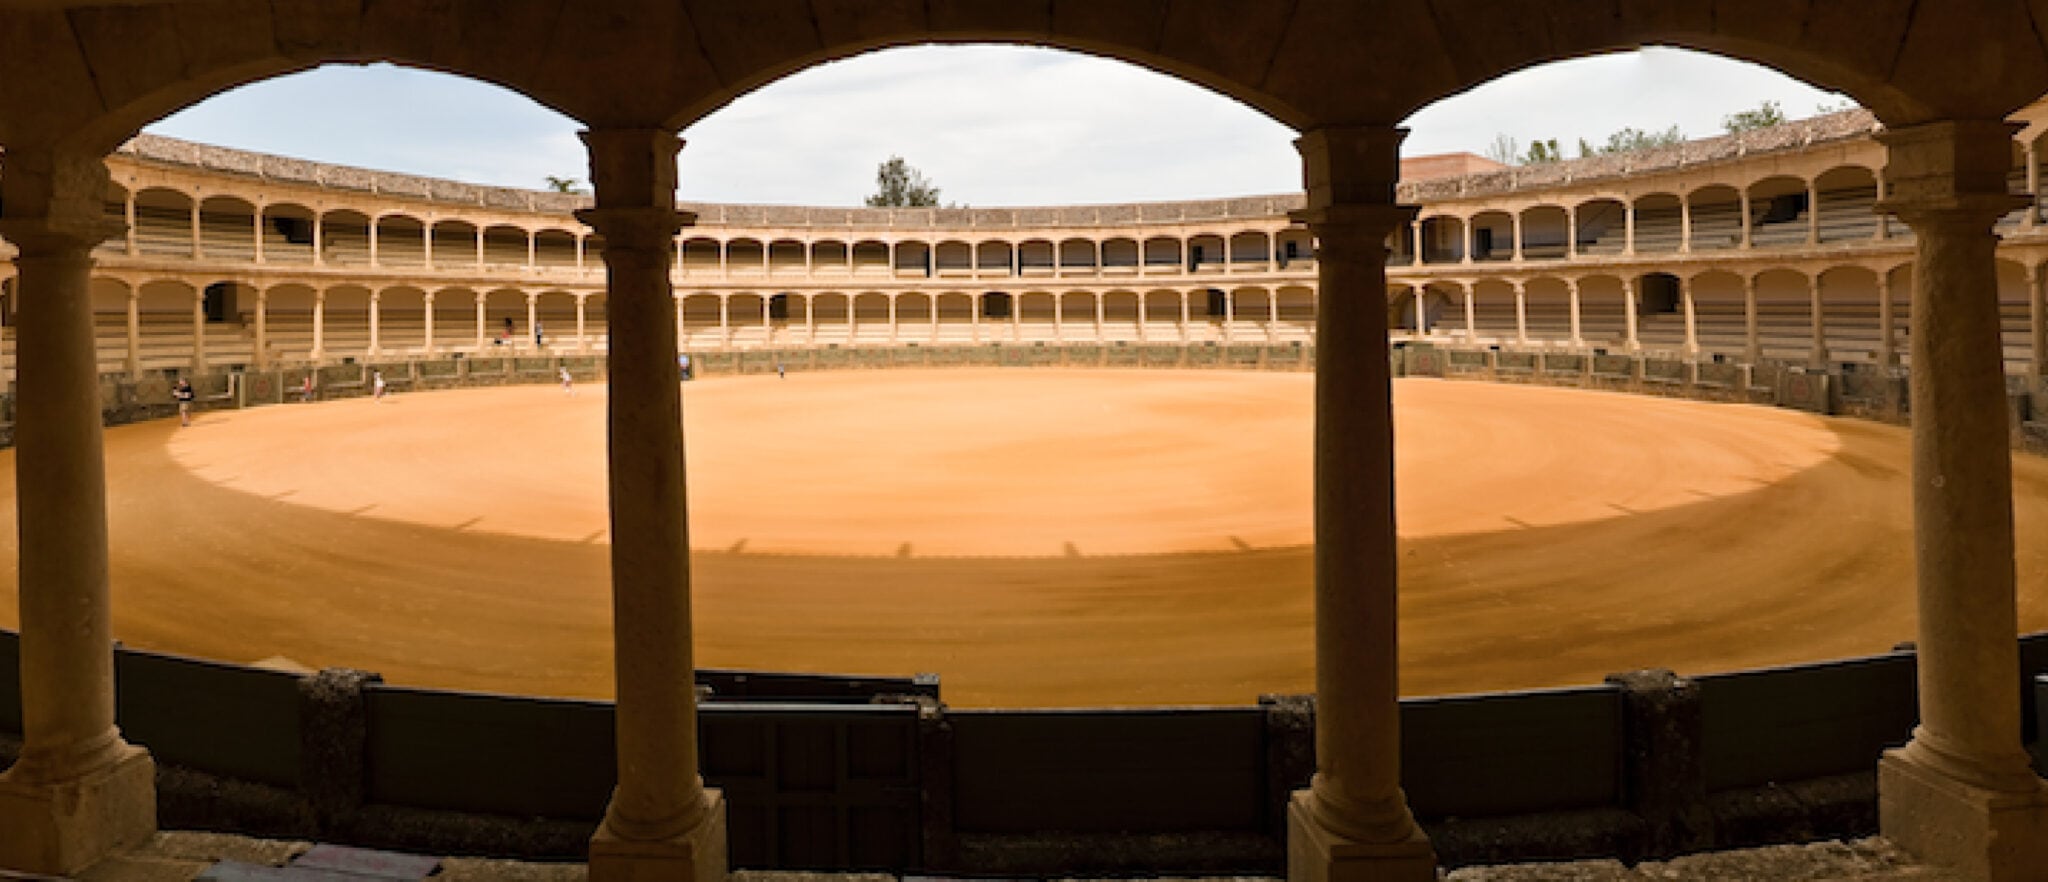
[67,832,1958,882]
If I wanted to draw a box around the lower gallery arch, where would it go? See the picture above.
[375,286,429,357]
[893,292,933,342]
[1469,279,1515,343]
[809,293,850,346]
[479,288,529,352]
[1521,277,1572,343]
[934,292,975,343]
[430,287,475,355]
[1687,270,1749,359]
[1057,291,1093,341]
[851,292,891,345]
[1995,258,2034,374]
[1816,265,1883,365]
[1751,268,1817,363]
[680,293,723,350]
[88,277,131,374]
[1102,290,1142,341]
[1143,290,1183,340]
[1572,276,1627,349]
[1016,291,1057,342]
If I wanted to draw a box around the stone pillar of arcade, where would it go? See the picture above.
[0,149,158,875]
[575,128,728,882]
[1874,119,2048,880]
[1287,125,1435,882]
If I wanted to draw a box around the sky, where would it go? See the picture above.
[146,45,1850,207]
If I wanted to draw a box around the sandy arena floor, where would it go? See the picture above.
[1,368,2044,707]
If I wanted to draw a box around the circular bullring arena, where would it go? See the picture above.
[4,368,2043,707]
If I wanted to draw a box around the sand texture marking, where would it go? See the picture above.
[0,369,2040,707]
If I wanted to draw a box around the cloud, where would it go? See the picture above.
[146,46,1852,206]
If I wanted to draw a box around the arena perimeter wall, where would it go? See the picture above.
[0,347,2043,870]
[0,638,2044,873]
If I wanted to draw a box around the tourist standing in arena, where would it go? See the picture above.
[372,369,387,402]
[559,366,575,396]
[777,360,786,380]
[173,378,195,426]
[534,320,545,349]
[299,374,315,403]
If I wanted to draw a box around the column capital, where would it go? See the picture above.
[1877,119,2029,223]
[0,149,118,257]
[575,207,695,251]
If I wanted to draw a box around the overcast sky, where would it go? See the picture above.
[147,45,1849,207]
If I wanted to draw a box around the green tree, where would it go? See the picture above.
[543,175,584,194]
[1597,125,1685,154]
[1723,100,1787,134]
[1524,138,1564,164]
[865,156,941,207]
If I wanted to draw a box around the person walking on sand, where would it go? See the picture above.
[559,366,575,396]
[173,378,195,426]
[372,369,387,402]
[299,374,315,403]
[776,359,786,380]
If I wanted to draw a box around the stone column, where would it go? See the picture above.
[1877,177,1893,241]
[971,293,981,343]
[1808,274,1829,367]
[253,210,266,264]
[1623,203,1637,255]
[2027,142,2041,231]
[1879,269,1899,368]
[1681,275,1700,359]
[1513,280,1528,345]
[1807,181,1822,245]
[1623,277,1640,353]
[422,293,436,357]
[1680,198,1693,253]
[0,150,158,875]
[1178,291,1190,343]
[575,128,727,882]
[1875,119,2048,879]
[578,294,590,355]
[312,213,325,266]
[888,295,899,345]
[191,286,207,374]
[123,194,137,257]
[526,293,540,352]
[2030,261,2047,393]
[1743,275,1760,364]
[847,295,858,347]
[717,295,730,349]
[367,291,381,358]
[424,222,435,268]
[1567,278,1583,347]
[1286,125,1436,882]
[1010,293,1021,342]
[1094,292,1106,342]
[367,217,380,267]
[254,287,270,369]
[311,289,326,361]
[1461,285,1476,342]
[929,295,939,344]
[1223,289,1236,344]
[124,289,140,379]
[805,295,816,346]
[1511,213,1524,261]
[1566,208,1578,259]
[1459,218,1473,265]
[474,292,487,352]
[189,203,202,259]
[1739,190,1754,248]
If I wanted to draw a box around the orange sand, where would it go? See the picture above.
[1,369,2044,707]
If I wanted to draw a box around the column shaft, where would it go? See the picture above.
[1743,276,1760,363]
[576,130,719,870]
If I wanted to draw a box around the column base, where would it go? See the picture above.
[1286,792,1436,882]
[589,789,728,882]
[0,744,157,876]
[1879,749,2048,882]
